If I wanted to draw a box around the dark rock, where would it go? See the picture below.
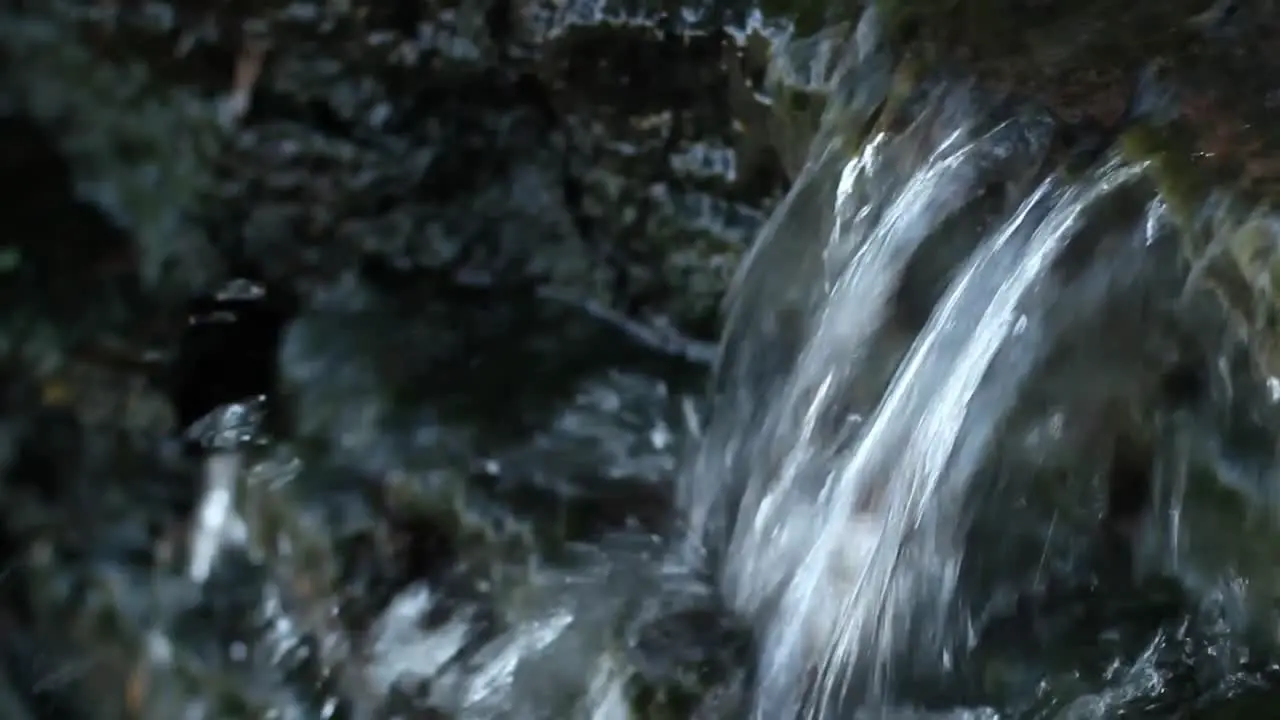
[171,278,286,449]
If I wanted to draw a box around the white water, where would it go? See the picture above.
[159,12,1280,720]
[679,16,1174,717]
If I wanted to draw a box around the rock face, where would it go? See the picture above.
[885,0,1280,187]
[224,0,784,337]
[0,1,788,716]
[3,0,797,349]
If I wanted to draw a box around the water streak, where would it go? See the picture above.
[681,30,1161,715]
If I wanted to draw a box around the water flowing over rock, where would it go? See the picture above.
[9,0,1280,718]
[681,8,1280,718]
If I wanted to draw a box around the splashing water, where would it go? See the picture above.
[142,10,1280,720]
[680,11,1230,718]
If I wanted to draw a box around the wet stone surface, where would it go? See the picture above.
[1,0,792,340]
[1,1,786,711]
[0,267,745,717]
[885,0,1280,199]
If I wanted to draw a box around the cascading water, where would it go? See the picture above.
[683,8,1280,719]
[86,8,1280,720]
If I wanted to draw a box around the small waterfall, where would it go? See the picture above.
[679,11,1205,717]
[115,10,1280,720]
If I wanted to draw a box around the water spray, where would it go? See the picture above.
[171,278,283,583]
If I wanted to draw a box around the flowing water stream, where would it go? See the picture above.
[195,12,1280,718]
[14,7,1280,720]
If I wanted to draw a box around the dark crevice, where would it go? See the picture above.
[485,0,514,48]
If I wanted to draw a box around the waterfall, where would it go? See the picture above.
[678,11,1221,716]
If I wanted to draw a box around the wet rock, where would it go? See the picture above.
[7,0,1280,359]
[879,1,1280,183]
[0,0,800,378]
[10,0,1278,361]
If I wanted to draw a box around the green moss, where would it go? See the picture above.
[1118,121,1280,376]
[1118,123,1211,226]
